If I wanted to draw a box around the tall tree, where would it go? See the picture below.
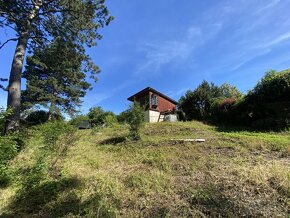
[0,0,113,132]
[179,81,222,120]
[22,38,92,118]
[219,83,243,99]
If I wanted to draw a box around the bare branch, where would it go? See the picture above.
[0,38,18,50]
[0,78,8,92]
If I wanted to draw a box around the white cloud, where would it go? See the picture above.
[81,80,134,112]
[231,48,272,71]
[254,0,281,15]
[135,26,207,75]
[166,87,189,99]
[255,31,290,49]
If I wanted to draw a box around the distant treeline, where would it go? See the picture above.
[178,69,290,130]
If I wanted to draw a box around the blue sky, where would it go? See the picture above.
[1,0,290,114]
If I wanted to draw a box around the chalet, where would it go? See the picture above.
[128,87,178,122]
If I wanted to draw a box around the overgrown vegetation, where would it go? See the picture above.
[126,102,145,140]
[0,121,289,217]
[88,107,117,127]
[179,70,290,130]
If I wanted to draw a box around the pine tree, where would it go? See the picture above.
[22,38,92,118]
[0,0,113,132]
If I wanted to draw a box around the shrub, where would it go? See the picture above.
[176,110,186,121]
[179,81,241,121]
[0,136,18,165]
[25,110,49,125]
[0,108,5,135]
[127,102,144,140]
[211,98,237,124]
[0,136,18,187]
[69,115,90,127]
[104,114,118,127]
[88,107,116,127]
[117,109,130,123]
[241,70,290,129]
[39,121,76,149]
[0,107,13,135]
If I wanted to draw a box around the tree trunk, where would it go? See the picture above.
[4,0,42,134]
[5,34,29,133]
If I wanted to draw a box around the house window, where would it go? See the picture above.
[151,94,158,108]
[139,96,149,110]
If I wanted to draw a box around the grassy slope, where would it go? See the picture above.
[0,121,289,217]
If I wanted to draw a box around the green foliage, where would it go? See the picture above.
[39,121,76,149]
[104,114,118,127]
[178,70,289,130]
[0,137,18,165]
[251,70,290,102]
[88,106,116,127]
[176,110,186,121]
[0,109,23,186]
[241,70,290,129]
[179,81,223,121]
[25,110,49,125]
[219,83,243,99]
[69,114,90,126]
[0,135,18,187]
[127,102,144,140]
[0,107,12,135]
[211,98,238,124]
[117,109,131,123]
[22,38,92,116]
[1,0,113,131]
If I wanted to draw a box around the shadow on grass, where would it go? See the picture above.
[1,177,81,217]
[1,177,118,218]
[213,124,279,133]
[215,125,256,133]
[187,184,253,217]
[100,136,127,145]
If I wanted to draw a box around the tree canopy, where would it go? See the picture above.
[0,0,113,132]
[22,38,92,117]
[179,81,243,121]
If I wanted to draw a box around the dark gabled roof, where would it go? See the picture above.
[127,87,178,105]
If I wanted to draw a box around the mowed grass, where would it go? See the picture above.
[0,121,289,217]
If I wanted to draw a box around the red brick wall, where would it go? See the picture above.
[157,95,176,112]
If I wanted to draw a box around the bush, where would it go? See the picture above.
[127,102,144,140]
[88,107,117,127]
[240,70,290,130]
[104,114,118,127]
[0,108,5,135]
[0,136,18,187]
[39,121,76,149]
[176,110,186,121]
[69,115,90,127]
[0,107,12,135]
[211,98,237,124]
[25,110,49,125]
[179,81,242,121]
[117,110,130,123]
[0,136,18,165]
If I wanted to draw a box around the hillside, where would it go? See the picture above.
[0,121,289,217]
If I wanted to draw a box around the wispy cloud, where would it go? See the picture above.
[254,0,281,15]
[81,80,134,112]
[166,87,189,99]
[231,48,272,71]
[255,31,290,49]
[135,27,203,74]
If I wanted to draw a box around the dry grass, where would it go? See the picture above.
[0,121,289,217]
